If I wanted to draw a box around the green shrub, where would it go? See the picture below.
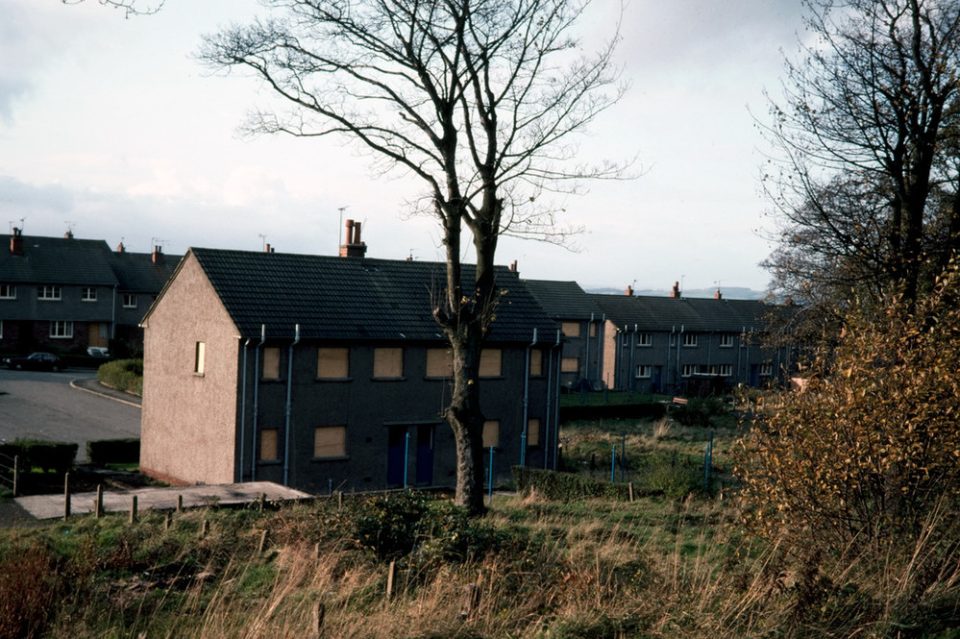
[670,397,727,427]
[86,439,140,466]
[1,440,77,474]
[97,359,143,395]
[350,491,430,560]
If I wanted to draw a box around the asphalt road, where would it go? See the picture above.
[0,369,140,462]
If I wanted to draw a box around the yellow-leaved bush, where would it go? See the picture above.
[737,263,960,553]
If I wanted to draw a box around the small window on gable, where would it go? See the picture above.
[194,341,205,375]
[426,348,453,378]
[719,334,734,348]
[0,284,15,299]
[561,357,579,373]
[561,321,581,337]
[314,426,347,458]
[478,348,502,377]
[373,348,403,378]
[259,428,279,461]
[527,418,541,447]
[262,347,281,380]
[317,347,349,378]
[682,333,698,347]
[482,420,500,448]
[81,287,97,302]
[529,350,543,377]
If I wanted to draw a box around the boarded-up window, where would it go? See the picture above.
[527,418,541,447]
[314,426,347,458]
[561,357,579,373]
[317,348,349,378]
[260,428,278,461]
[478,348,502,377]
[262,347,281,380]
[529,350,543,377]
[561,321,581,337]
[194,341,205,374]
[482,420,500,448]
[426,348,453,378]
[373,348,403,378]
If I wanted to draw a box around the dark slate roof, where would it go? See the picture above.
[109,251,181,293]
[189,248,557,342]
[591,294,769,333]
[0,234,118,286]
[525,280,604,320]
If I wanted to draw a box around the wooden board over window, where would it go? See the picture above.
[478,348,502,377]
[317,347,349,378]
[482,420,500,448]
[561,321,581,337]
[260,428,278,461]
[527,418,541,447]
[426,348,453,378]
[373,348,403,378]
[314,426,346,458]
[262,347,281,380]
[561,357,579,373]
[529,350,543,377]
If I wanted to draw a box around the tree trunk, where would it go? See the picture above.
[446,330,487,515]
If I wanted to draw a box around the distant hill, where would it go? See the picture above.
[587,286,768,300]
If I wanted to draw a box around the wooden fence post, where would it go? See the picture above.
[628,482,634,503]
[95,484,104,518]
[385,560,396,602]
[11,455,18,498]
[129,495,138,524]
[200,519,209,538]
[312,600,325,638]
[164,511,172,530]
[177,494,183,512]
[337,490,343,511]
[258,529,269,554]
[258,493,266,512]
[63,472,71,521]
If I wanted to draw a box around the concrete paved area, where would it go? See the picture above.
[0,369,140,462]
[15,481,312,520]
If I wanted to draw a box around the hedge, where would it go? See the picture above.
[86,438,140,466]
[559,402,666,423]
[0,440,77,474]
[512,466,663,501]
[97,359,143,396]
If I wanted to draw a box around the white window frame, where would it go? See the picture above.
[760,363,773,376]
[38,285,61,301]
[638,332,652,347]
[635,364,652,378]
[719,364,733,377]
[81,287,97,302]
[0,320,3,338]
[0,284,15,300]
[50,320,73,339]
[719,334,734,348]
[122,293,137,308]
[681,364,696,378]
[682,333,698,347]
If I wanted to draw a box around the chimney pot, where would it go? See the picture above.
[152,246,163,264]
[509,260,518,272]
[714,288,722,300]
[625,285,634,296]
[670,281,681,299]
[339,218,367,258]
[9,228,23,256]
[264,243,271,253]
[116,241,126,254]
[64,230,74,240]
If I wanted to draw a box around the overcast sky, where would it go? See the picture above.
[0,0,805,294]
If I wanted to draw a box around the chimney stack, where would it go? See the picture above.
[509,260,518,272]
[670,281,681,299]
[64,230,74,240]
[152,245,163,264]
[116,241,125,254]
[625,284,634,296]
[339,218,367,258]
[9,228,23,256]
[714,288,723,300]
[264,243,272,253]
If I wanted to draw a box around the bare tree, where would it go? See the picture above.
[61,0,164,17]
[763,0,960,311]
[201,0,624,514]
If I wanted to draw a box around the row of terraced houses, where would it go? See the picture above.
[1,225,796,493]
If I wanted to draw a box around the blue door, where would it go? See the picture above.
[415,425,434,486]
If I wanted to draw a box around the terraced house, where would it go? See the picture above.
[0,229,177,356]
[140,236,562,493]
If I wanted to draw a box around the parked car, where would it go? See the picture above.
[3,352,63,371]
[87,346,110,358]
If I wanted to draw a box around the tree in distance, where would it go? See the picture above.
[201,0,626,514]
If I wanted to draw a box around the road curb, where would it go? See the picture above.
[70,379,142,409]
